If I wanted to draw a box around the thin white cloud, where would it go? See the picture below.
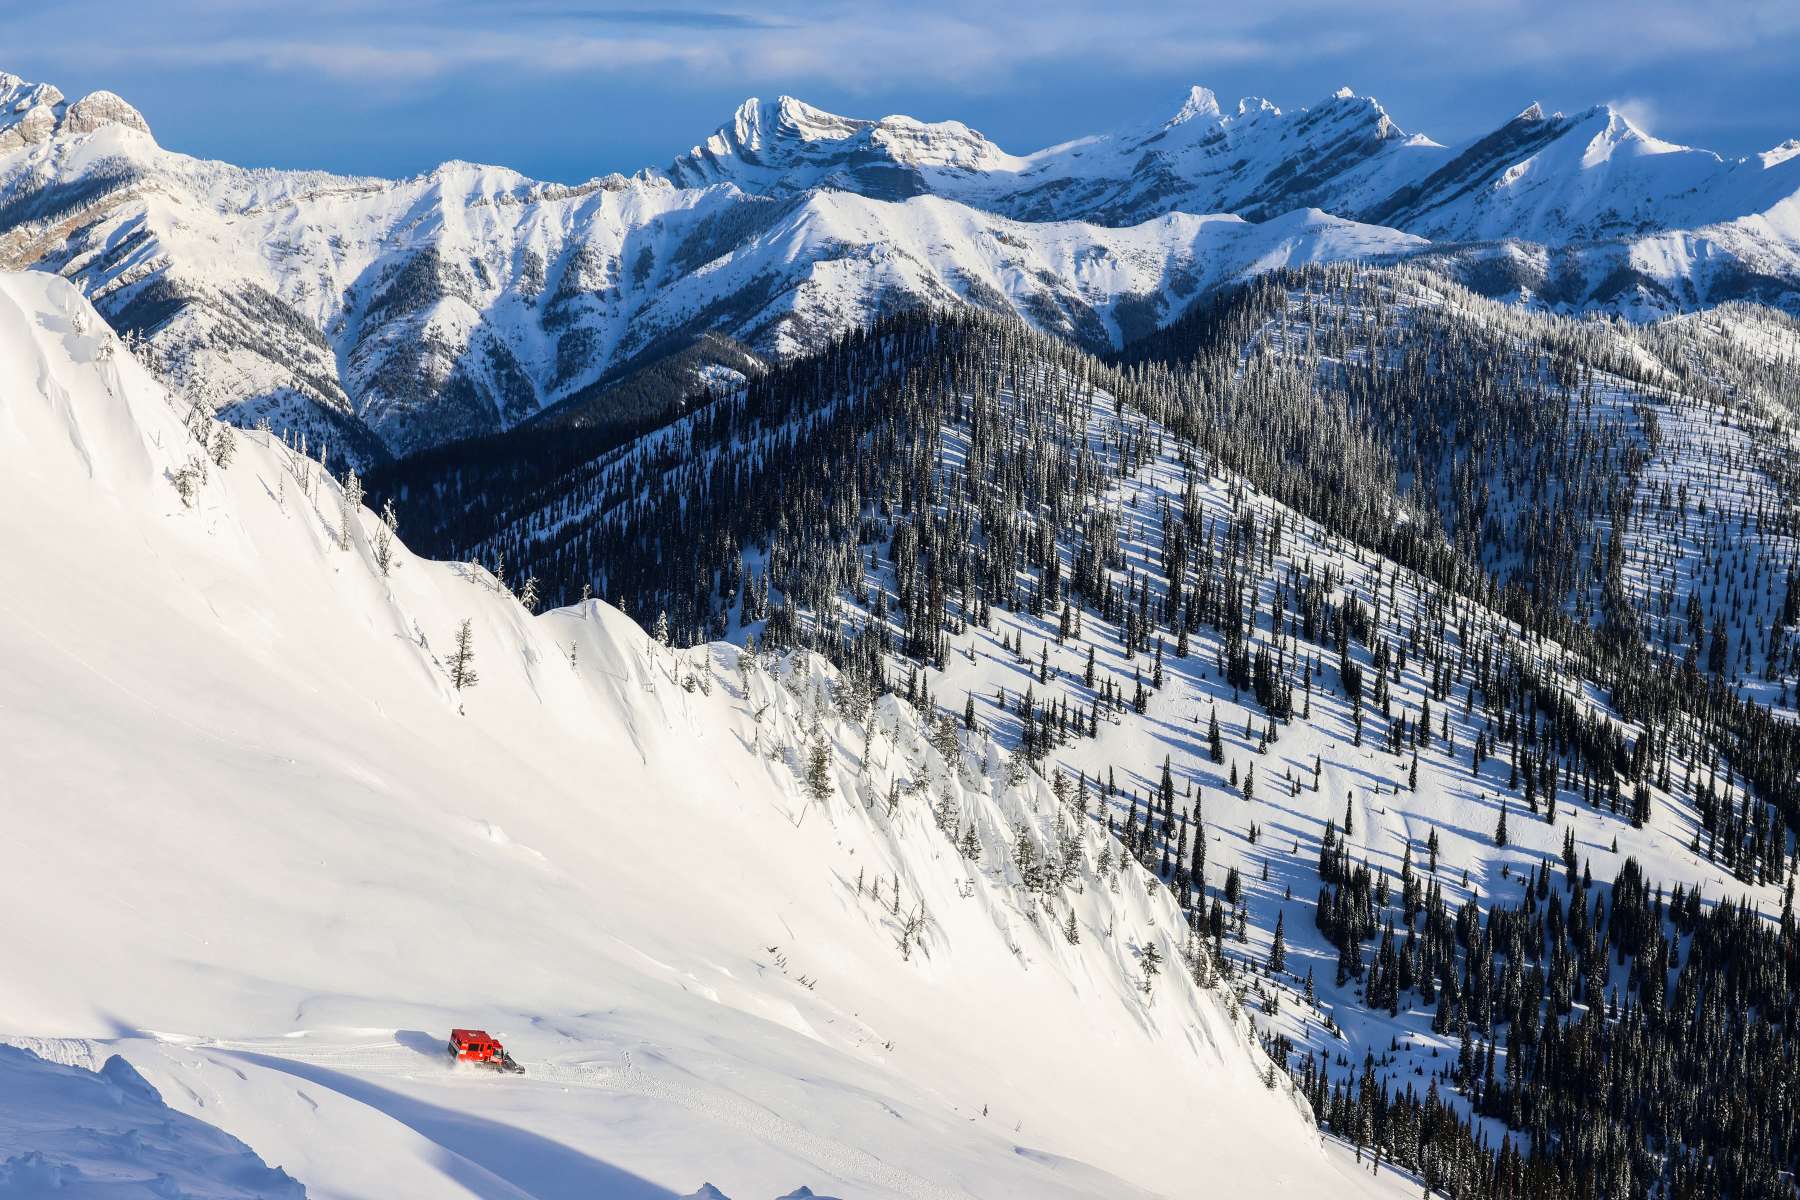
[11,0,1799,157]
[30,0,1792,91]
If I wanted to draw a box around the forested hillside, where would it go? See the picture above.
[366,265,1800,1197]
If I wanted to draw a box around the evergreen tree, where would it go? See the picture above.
[448,618,479,691]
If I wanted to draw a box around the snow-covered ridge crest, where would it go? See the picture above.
[661,82,1800,291]
[669,93,1022,191]
[0,269,1391,1198]
[0,1047,305,1197]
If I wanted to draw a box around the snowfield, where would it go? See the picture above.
[0,270,1414,1197]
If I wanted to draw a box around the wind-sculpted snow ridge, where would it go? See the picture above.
[0,1045,305,1198]
[0,270,1410,1197]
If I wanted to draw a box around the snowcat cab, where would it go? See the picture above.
[447,1028,525,1074]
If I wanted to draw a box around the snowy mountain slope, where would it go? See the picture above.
[1230,267,1799,713]
[625,193,1419,361]
[878,388,1797,1193]
[889,372,1787,1087]
[667,88,1800,319]
[0,270,1413,1198]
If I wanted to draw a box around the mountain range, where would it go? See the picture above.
[3,68,1798,466]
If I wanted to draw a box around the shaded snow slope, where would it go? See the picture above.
[0,1045,304,1199]
[0,270,1408,1198]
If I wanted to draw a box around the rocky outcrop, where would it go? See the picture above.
[59,90,152,137]
[0,104,55,151]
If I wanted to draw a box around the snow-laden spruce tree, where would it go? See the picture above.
[338,469,362,552]
[448,619,479,691]
[374,500,399,576]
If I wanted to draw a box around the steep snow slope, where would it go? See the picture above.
[0,270,1412,1197]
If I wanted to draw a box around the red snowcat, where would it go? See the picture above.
[447,1028,525,1074]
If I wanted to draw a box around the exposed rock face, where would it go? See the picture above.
[0,77,151,147]
[60,90,152,137]
[0,73,67,149]
[0,104,55,151]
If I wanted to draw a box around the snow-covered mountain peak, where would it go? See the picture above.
[1167,84,1223,126]
[4,64,1800,467]
[771,93,858,136]
[0,71,63,117]
[1764,138,1800,169]
[1560,102,1708,162]
[60,88,151,137]
[668,92,1016,191]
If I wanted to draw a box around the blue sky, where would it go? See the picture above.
[10,0,1800,182]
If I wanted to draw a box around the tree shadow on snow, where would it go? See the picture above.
[222,1048,679,1200]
